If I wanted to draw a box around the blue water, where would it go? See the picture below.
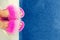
[20,0,60,40]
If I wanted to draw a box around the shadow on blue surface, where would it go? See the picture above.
[19,0,60,40]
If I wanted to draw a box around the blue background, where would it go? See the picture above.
[20,0,60,40]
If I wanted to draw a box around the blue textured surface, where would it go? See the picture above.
[20,0,60,40]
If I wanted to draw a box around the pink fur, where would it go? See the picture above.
[6,5,16,34]
[5,5,25,34]
[6,20,15,34]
